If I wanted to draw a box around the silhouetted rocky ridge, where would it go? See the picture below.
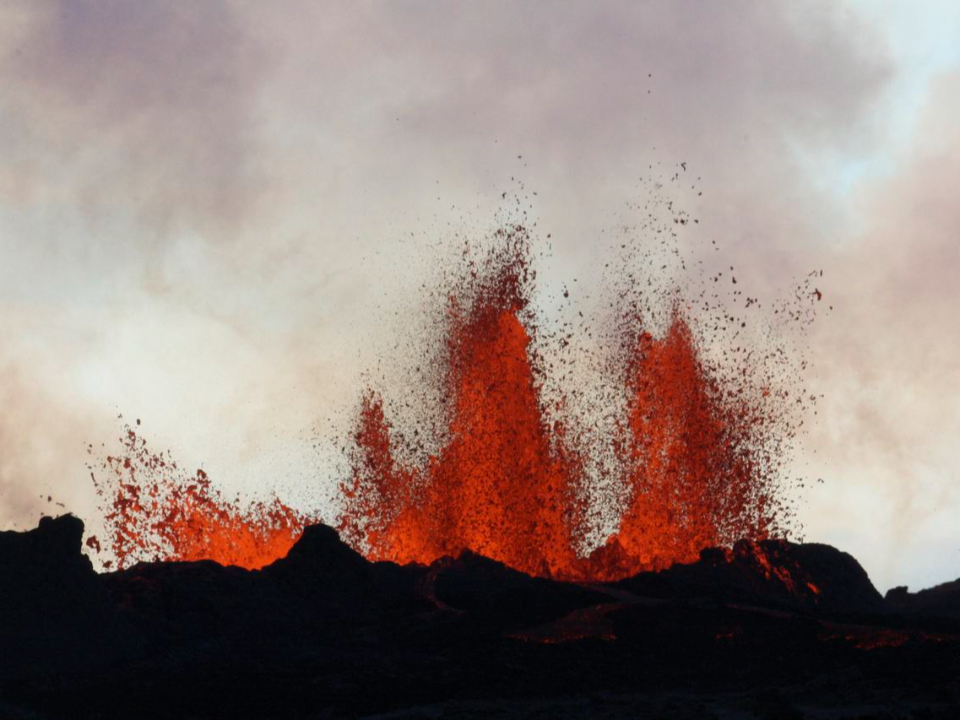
[1,515,958,718]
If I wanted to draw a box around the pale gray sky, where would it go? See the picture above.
[1,1,958,592]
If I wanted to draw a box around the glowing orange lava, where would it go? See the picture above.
[92,222,803,579]
[341,238,580,577]
[590,316,778,577]
[91,428,306,570]
[339,226,791,581]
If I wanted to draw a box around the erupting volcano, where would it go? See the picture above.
[90,216,807,581]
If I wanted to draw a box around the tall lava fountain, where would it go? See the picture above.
[338,223,793,581]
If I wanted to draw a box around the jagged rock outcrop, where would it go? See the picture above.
[886,579,960,618]
[615,539,886,615]
[0,515,140,679]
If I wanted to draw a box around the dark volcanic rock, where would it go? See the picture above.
[261,523,381,616]
[429,550,612,628]
[615,538,886,616]
[1,516,958,718]
[265,523,369,582]
[102,522,433,662]
[262,523,434,621]
[886,579,960,619]
[102,559,269,655]
[0,515,139,679]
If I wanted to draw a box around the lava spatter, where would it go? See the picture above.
[340,226,582,578]
[90,177,817,580]
[340,215,805,581]
[89,426,309,570]
[602,313,779,575]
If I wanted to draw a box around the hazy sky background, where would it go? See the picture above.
[1,1,958,592]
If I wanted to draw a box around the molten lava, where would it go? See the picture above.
[91,428,306,570]
[339,226,790,581]
[341,238,580,577]
[594,317,777,577]
[91,222,803,579]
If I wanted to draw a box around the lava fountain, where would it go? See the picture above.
[340,228,581,578]
[90,216,810,579]
[338,224,797,580]
[89,426,307,570]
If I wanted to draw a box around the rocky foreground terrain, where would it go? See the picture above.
[1,515,959,718]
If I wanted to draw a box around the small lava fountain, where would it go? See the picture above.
[88,426,307,570]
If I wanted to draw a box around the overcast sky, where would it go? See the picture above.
[1,1,959,592]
